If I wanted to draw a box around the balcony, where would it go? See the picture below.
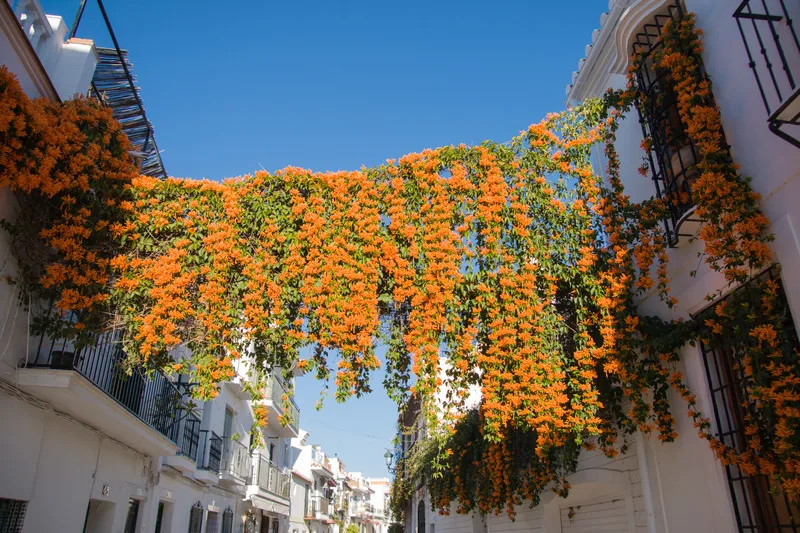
[164,412,202,473]
[250,452,291,499]
[220,438,252,486]
[195,430,223,484]
[17,329,182,456]
[259,374,300,437]
[735,0,800,148]
[309,495,332,520]
[247,452,291,515]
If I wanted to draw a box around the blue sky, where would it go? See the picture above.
[42,0,603,476]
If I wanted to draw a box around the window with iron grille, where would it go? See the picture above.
[188,502,203,533]
[0,499,27,533]
[632,0,703,246]
[222,507,234,533]
[698,268,800,531]
[207,510,220,533]
[734,0,800,148]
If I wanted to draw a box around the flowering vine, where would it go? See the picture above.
[0,10,798,518]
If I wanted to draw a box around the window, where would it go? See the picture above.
[123,499,140,533]
[207,511,220,533]
[222,507,234,533]
[155,502,165,533]
[188,502,203,533]
[699,269,800,531]
[632,0,702,246]
[416,501,425,533]
[0,499,27,533]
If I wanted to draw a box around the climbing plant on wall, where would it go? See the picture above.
[0,9,797,517]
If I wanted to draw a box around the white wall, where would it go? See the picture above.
[0,393,151,533]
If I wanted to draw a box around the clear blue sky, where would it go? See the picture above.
[42,0,603,476]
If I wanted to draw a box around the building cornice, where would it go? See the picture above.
[567,0,670,104]
[610,0,671,73]
[1,0,59,101]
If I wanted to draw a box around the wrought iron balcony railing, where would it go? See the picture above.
[178,412,201,461]
[24,328,182,443]
[735,0,800,148]
[198,430,223,473]
[266,374,300,433]
[220,438,251,481]
[251,452,291,499]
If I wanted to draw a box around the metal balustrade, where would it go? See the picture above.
[735,0,800,148]
[220,438,251,481]
[198,430,223,473]
[178,413,201,461]
[251,452,291,499]
[24,328,183,443]
[266,374,300,433]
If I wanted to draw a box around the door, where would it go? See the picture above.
[560,498,628,533]
[123,499,139,533]
[224,407,234,438]
[154,502,164,533]
[260,515,270,533]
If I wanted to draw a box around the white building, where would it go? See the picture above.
[365,478,391,533]
[405,1,800,532]
[289,435,337,533]
[0,2,298,532]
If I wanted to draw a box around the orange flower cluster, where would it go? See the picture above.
[4,14,798,513]
[609,13,800,501]
[0,66,136,339]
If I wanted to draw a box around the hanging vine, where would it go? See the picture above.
[0,10,798,516]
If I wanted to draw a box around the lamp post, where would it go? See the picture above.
[384,449,395,473]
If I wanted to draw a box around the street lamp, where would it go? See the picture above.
[384,449,394,472]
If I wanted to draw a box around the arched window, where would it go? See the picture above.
[416,501,425,533]
[222,507,234,533]
[188,502,203,533]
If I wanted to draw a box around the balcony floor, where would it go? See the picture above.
[16,368,178,457]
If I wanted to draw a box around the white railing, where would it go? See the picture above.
[10,0,53,50]
[312,495,330,516]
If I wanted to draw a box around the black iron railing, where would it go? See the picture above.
[266,374,300,433]
[198,430,222,473]
[698,268,800,532]
[632,0,703,246]
[734,0,800,148]
[25,328,182,443]
[178,413,201,461]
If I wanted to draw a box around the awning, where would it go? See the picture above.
[250,496,290,516]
